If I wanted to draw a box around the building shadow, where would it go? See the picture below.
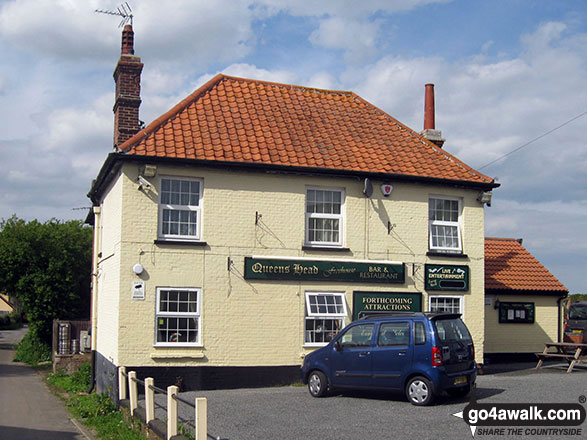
[0,425,83,440]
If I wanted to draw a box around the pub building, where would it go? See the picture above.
[88,26,559,396]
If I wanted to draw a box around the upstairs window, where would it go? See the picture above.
[305,188,344,247]
[159,178,202,241]
[429,197,462,252]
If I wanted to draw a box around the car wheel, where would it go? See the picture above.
[447,384,471,398]
[406,376,434,406]
[308,370,328,398]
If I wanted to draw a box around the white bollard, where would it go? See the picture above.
[145,377,155,423]
[118,366,127,401]
[195,397,208,440]
[128,371,138,416]
[167,385,179,440]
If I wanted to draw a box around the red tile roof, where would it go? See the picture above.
[119,74,495,186]
[485,238,567,293]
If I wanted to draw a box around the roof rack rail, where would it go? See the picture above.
[359,312,425,320]
[358,312,462,320]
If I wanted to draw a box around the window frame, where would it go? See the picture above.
[155,287,202,347]
[428,294,464,317]
[377,321,411,347]
[158,176,203,242]
[428,196,462,253]
[305,187,345,248]
[304,291,347,347]
[339,323,375,348]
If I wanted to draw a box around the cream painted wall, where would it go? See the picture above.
[484,295,561,353]
[98,162,487,367]
[95,171,123,364]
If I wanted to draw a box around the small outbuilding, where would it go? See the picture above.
[484,238,568,361]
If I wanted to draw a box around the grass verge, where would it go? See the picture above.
[45,363,147,440]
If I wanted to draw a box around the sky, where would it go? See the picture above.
[0,0,585,293]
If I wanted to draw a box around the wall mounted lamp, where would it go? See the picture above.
[477,191,492,207]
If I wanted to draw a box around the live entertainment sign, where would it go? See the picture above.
[425,264,469,291]
[244,257,405,284]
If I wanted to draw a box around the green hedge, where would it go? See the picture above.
[14,330,52,365]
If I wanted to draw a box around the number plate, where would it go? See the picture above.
[572,329,583,334]
[454,376,467,385]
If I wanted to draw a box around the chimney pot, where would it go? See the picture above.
[121,24,134,55]
[424,83,435,130]
[421,83,445,148]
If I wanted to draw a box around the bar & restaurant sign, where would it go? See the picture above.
[244,257,405,284]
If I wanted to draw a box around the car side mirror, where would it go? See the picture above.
[334,340,343,352]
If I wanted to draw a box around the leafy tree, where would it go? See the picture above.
[0,216,92,344]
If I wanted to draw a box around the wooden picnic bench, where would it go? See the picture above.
[535,342,587,373]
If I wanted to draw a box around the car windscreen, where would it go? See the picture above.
[569,304,587,320]
[433,318,472,343]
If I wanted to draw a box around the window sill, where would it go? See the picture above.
[303,344,329,349]
[154,240,208,247]
[302,246,350,252]
[426,251,468,259]
[150,352,205,360]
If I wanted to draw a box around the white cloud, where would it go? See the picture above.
[309,17,381,64]
[0,0,115,61]
[255,0,451,19]
[307,71,339,90]
[486,198,587,254]
[43,94,112,153]
[191,64,298,89]
[0,0,256,68]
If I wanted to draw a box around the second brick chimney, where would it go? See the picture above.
[113,25,143,149]
[421,83,445,148]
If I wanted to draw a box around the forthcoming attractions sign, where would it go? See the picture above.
[425,264,469,291]
[352,291,422,320]
[244,257,405,283]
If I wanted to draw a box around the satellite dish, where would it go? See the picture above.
[363,178,373,197]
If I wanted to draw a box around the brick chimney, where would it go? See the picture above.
[113,25,143,149]
[421,83,445,148]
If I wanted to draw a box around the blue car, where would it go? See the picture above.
[300,313,476,406]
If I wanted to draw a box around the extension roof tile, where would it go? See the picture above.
[485,238,567,293]
[119,74,495,187]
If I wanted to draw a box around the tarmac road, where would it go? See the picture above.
[0,326,89,440]
[164,361,587,440]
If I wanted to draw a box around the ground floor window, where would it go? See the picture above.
[155,288,201,346]
[305,292,347,346]
[429,295,463,315]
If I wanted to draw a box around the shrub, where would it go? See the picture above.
[70,362,92,390]
[0,312,22,330]
[14,330,52,365]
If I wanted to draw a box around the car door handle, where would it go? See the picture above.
[398,351,407,355]
[359,351,371,357]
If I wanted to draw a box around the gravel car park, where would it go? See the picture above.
[156,362,586,440]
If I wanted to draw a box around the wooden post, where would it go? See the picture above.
[145,377,155,423]
[128,371,138,416]
[195,397,208,440]
[118,366,127,401]
[167,385,178,440]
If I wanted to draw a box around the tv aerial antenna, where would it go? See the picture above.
[95,2,133,27]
